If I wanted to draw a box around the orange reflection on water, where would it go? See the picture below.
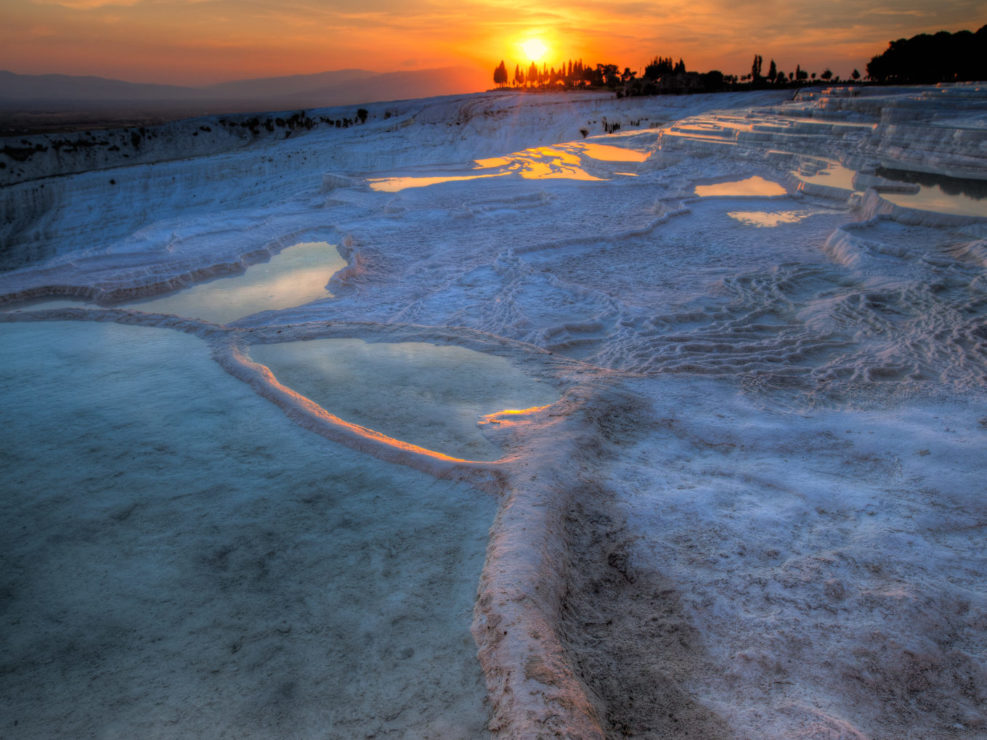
[727,210,814,227]
[478,404,553,428]
[475,146,603,181]
[884,186,987,217]
[124,241,344,324]
[242,350,485,464]
[695,176,786,197]
[576,142,650,163]
[369,141,650,192]
[368,172,508,192]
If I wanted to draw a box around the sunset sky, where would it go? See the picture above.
[2,0,984,86]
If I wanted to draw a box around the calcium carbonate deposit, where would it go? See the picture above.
[2,83,985,738]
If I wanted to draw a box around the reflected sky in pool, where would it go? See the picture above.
[123,241,345,324]
[695,176,787,197]
[250,338,558,461]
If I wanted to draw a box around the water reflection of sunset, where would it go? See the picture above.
[479,404,554,428]
[368,140,651,192]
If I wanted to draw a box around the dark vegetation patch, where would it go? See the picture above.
[1,146,38,162]
[876,167,987,200]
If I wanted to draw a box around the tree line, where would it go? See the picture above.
[866,26,986,84]
[492,25,986,95]
[493,59,630,89]
[492,55,850,95]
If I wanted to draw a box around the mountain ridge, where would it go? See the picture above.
[0,66,486,133]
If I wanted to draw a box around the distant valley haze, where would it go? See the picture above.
[3,0,984,97]
[1,0,984,134]
[0,66,488,133]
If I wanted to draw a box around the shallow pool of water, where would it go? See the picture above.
[369,172,508,192]
[2,242,346,323]
[576,142,650,163]
[123,241,345,323]
[792,160,860,191]
[475,145,605,181]
[727,210,817,227]
[694,176,787,197]
[0,321,493,738]
[884,185,987,218]
[249,338,558,460]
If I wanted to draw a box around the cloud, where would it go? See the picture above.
[11,0,986,84]
[31,0,143,7]
[30,0,213,8]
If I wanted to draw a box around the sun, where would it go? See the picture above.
[520,38,549,63]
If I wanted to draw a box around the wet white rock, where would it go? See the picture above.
[1,83,985,738]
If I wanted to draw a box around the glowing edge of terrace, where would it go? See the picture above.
[220,344,552,475]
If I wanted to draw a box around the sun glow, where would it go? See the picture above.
[519,38,549,63]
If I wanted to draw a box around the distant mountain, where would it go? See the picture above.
[273,66,487,109]
[0,70,204,103]
[0,66,484,110]
[200,69,379,100]
[0,66,487,133]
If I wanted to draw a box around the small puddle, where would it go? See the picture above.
[249,338,558,461]
[793,161,860,191]
[576,143,651,163]
[124,241,345,324]
[369,173,508,192]
[727,210,816,227]
[883,185,987,218]
[476,146,604,182]
[368,141,649,193]
[2,241,345,322]
[694,176,786,197]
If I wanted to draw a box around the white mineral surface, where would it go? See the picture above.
[1,83,985,738]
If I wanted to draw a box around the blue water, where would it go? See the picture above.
[0,321,493,737]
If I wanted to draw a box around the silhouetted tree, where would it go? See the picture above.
[866,26,986,83]
[751,54,763,82]
[493,60,508,87]
[644,56,675,80]
[702,70,725,91]
[490,27,985,99]
[593,63,620,88]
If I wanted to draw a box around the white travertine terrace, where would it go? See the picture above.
[2,83,986,738]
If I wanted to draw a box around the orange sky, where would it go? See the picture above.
[1,0,984,86]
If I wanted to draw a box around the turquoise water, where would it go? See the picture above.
[122,241,346,323]
[0,321,493,738]
[5,241,345,323]
[250,338,558,460]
